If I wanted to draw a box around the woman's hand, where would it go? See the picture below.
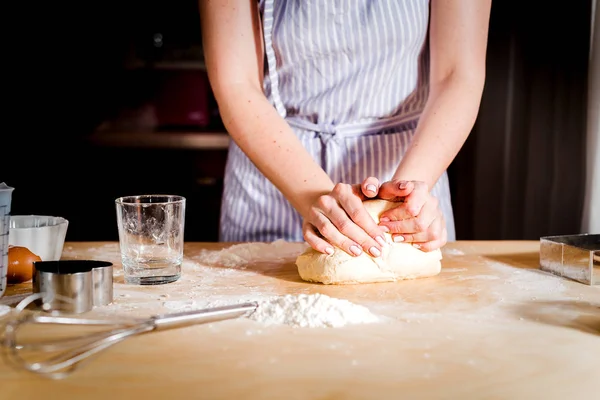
[372,179,447,251]
[302,182,389,258]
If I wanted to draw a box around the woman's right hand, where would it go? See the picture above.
[302,182,388,258]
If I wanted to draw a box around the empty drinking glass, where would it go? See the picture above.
[115,195,186,285]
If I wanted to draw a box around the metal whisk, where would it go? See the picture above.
[0,293,258,380]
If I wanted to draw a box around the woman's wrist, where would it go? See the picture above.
[294,183,336,220]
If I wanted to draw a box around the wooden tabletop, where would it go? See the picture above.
[1,241,599,400]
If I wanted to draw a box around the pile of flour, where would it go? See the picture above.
[248,293,380,328]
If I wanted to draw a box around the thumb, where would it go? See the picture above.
[361,176,380,198]
[378,180,414,201]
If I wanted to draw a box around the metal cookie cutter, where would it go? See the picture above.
[540,234,600,285]
[32,260,114,313]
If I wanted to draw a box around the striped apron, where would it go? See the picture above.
[219,0,456,243]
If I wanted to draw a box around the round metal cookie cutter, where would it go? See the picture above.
[32,260,114,314]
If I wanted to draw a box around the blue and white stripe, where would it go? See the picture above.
[220,0,456,242]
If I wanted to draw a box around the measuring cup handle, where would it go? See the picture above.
[150,302,258,330]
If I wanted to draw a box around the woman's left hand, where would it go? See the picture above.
[365,178,447,251]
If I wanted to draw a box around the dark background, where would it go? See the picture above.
[2,0,594,243]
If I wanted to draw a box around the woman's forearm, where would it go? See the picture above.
[218,84,334,218]
[395,0,491,190]
[199,0,334,220]
[392,73,485,189]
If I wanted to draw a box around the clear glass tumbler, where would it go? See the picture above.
[115,195,186,285]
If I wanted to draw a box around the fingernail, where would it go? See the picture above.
[375,235,386,247]
[366,184,377,193]
[398,181,408,190]
[325,247,334,255]
[370,246,381,257]
[393,235,405,243]
[380,225,390,233]
[380,217,390,222]
[412,243,421,249]
[350,245,362,256]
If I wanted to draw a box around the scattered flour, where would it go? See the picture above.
[194,240,308,268]
[163,300,197,311]
[61,243,117,259]
[457,275,501,281]
[487,262,566,295]
[443,248,466,256]
[248,293,380,328]
[442,268,468,273]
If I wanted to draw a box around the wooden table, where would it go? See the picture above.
[1,241,599,400]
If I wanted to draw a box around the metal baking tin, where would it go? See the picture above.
[32,260,114,313]
[539,234,600,285]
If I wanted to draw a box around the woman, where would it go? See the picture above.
[199,0,491,258]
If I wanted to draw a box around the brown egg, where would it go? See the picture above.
[7,245,41,284]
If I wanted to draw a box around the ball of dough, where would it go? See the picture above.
[296,199,443,284]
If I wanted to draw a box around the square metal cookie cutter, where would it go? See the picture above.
[32,260,114,313]
[539,234,600,285]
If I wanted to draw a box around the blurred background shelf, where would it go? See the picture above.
[90,122,230,150]
[88,130,230,150]
[124,59,207,71]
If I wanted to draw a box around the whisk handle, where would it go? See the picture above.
[150,302,258,331]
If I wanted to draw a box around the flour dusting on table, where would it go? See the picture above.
[487,261,566,295]
[248,293,380,328]
[443,248,466,256]
[194,240,309,268]
[55,242,593,335]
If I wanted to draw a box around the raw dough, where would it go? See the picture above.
[296,199,443,284]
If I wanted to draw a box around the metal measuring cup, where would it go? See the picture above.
[0,182,15,298]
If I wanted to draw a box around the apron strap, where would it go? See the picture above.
[262,0,287,118]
